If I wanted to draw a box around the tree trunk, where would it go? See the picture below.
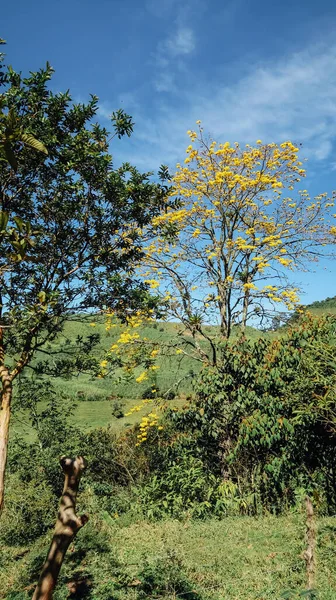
[218,292,229,339]
[0,376,12,515]
[241,290,249,332]
[32,456,88,600]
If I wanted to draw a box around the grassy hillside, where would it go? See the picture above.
[306,295,336,310]
[10,298,335,439]
[304,296,336,317]
[11,318,271,438]
[35,317,271,399]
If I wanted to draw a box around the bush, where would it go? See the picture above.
[141,386,160,399]
[169,314,336,513]
[0,475,56,544]
[140,452,231,519]
[80,427,137,487]
[111,400,125,418]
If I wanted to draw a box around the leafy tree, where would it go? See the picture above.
[0,56,168,512]
[141,123,336,362]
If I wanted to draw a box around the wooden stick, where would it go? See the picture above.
[303,496,316,590]
[32,456,88,600]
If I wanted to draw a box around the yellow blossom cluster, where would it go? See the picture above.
[135,370,148,383]
[124,398,153,417]
[97,308,164,383]
[136,412,164,445]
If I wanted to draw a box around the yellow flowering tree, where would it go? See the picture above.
[141,124,336,361]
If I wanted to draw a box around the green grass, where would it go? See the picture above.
[1,513,336,599]
[110,515,336,599]
[11,395,184,442]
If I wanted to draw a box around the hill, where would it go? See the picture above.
[10,297,335,440]
[304,295,336,316]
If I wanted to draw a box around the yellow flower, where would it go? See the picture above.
[243,283,258,290]
[277,257,292,267]
[144,279,160,289]
[175,348,183,355]
[136,371,148,384]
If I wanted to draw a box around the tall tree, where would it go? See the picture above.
[0,58,168,512]
[140,123,336,362]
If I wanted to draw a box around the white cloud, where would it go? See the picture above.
[152,24,196,92]
[154,72,177,93]
[163,27,195,57]
[115,42,336,170]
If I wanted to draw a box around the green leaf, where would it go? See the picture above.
[13,216,24,232]
[21,133,48,155]
[3,141,18,171]
[0,211,9,233]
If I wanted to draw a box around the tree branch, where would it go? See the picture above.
[32,456,88,600]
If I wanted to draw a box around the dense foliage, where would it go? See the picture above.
[165,315,336,514]
[0,50,171,512]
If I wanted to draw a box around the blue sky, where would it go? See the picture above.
[2,0,336,304]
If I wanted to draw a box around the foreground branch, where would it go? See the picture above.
[32,456,88,600]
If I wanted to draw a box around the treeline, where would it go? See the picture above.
[307,296,336,309]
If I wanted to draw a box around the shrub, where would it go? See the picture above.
[168,315,336,513]
[140,452,231,519]
[0,475,56,544]
[111,400,125,418]
[141,385,160,399]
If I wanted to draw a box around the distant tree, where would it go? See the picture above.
[0,55,168,512]
[141,123,336,362]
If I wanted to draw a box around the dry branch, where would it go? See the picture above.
[32,456,88,600]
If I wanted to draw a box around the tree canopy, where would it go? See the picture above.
[140,123,336,355]
[0,56,169,511]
